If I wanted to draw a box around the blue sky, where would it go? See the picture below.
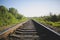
[0,0,60,17]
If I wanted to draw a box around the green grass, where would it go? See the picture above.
[0,17,28,32]
[33,17,60,28]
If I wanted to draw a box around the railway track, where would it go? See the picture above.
[0,19,60,40]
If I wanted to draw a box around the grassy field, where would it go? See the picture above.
[33,17,60,28]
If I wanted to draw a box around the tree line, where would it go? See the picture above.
[33,13,60,27]
[0,6,23,27]
[44,13,60,22]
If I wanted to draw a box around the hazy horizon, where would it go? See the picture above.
[0,0,60,17]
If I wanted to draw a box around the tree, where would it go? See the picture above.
[44,13,58,22]
[9,8,17,14]
[0,5,24,27]
[58,14,60,21]
[0,6,18,26]
[9,8,23,19]
[0,6,8,14]
[51,14,58,22]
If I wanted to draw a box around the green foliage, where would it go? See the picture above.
[52,22,60,27]
[0,6,27,31]
[58,14,60,21]
[0,6,8,13]
[9,8,23,19]
[45,14,60,22]
[0,6,17,26]
[33,13,60,28]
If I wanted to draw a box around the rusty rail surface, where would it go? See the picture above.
[0,20,28,39]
